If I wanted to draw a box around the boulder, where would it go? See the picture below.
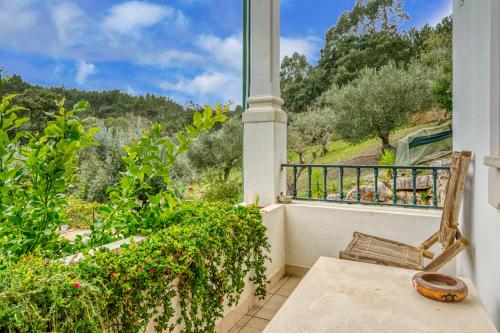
[396,190,433,206]
[345,182,391,202]
[327,193,342,201]
[395,175,434,191]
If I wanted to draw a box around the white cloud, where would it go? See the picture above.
[159,71,240,103]
[281,36,321,63]
[139,49,202,68]
[103,1,174,35]
[0,0,38,34]
[75,60,97,85]
[51,3,86,46]
[196,34,242,71]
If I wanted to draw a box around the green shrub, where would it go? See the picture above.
[0,96,97,258]
[0,71,230,257]
[0,202,269,333]
[66,198,101,229]
[85,104,230,248]
[378,148,396,180]
[202,177,242,203]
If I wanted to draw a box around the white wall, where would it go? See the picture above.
[453,0,500,329]
[284,202,455,274]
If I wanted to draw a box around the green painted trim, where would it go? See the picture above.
[242,0,250,111]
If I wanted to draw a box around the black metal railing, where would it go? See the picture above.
[282,164,450,209]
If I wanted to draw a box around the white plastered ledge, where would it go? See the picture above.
[484,155,500,168]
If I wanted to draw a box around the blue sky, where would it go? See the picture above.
[0,0,452,105]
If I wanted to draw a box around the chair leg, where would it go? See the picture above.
[419,232,439,251]
[424,237,470,272]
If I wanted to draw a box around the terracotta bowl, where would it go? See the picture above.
[412,272,468,303]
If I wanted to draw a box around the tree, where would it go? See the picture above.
[288,109,334,163]
[319,62,432,149]
[432,59,452,113]
[316,0,412,91]
[280,53,313,113]
[333,0,409,37]
[419,16,453,113]
[188,116,243,181]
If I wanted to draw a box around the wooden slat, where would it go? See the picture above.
[339,233,424,271]
[424,237,470,272]
[419,232,439,251]
[439,151,471,249]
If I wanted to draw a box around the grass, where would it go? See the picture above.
[289,122,438,165]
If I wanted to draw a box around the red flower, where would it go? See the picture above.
[149,269,155,273]
[218,297,224,303]
[30,275,35,280]
[111,273,117,279]
[44,259,50,266]
[72,282,81,288]
[139,267,144,271]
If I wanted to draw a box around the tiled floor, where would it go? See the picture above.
[228,275,303,333]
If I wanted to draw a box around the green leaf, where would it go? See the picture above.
[193,111,202,128]
[73,100,90,113]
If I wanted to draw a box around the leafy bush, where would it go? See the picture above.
[202,177,242,203]
[85,104,230,248]
[0,202,269,333]
[0,71,230,258]
[66,198,101,229]
[0,95,97,258]
[378,148,396,165]
[378,148,396,179]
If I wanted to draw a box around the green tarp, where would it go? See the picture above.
[396,122,453,165]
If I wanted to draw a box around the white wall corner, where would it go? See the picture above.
[487,0,500,210]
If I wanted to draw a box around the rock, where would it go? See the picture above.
[428,158,452,168]
[327,194,342,201]
[395,175,434,191]
[345,182,391,202]
[396,190,433,206]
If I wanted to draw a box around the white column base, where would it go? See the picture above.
[243,95,287,206]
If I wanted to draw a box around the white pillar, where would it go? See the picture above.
[243,0,287,206]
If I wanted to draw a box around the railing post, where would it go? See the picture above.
[293,166,298,199]
[307,166,312,199]
[339,167,344,201]
[412,168,418,207]
[433,169,438,208]
[323,166,328,201]
[392,168,398,205]
[374,168,379,204]
[356,167,361,202]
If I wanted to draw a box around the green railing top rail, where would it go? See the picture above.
[282,163,450,170]
[281,163,451,209]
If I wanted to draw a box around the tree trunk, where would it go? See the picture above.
[379,134,392,152]
[223,167,231,181]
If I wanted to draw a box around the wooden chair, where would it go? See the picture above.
[339,151,472,272]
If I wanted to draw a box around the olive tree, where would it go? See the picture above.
[319,61,432,149]
[187,117,243,181]
[288,109,334,162]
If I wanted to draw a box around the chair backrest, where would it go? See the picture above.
[438,151,472,249]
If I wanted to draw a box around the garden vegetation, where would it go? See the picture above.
[0,75,270,332]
